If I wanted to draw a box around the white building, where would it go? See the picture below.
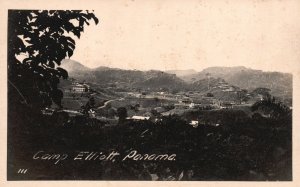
[189,120,199,128]
[72,83,90,93]
[127,116,150,121]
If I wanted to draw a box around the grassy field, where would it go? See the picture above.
[110,97,176,108]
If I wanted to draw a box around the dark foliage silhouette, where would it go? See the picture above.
[117,107,128,122]
[8,10,98,109]
[251,97,291,120]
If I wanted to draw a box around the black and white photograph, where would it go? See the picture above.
[3,0,300,183]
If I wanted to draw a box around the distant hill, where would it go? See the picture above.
[190,77,245,102]
[180,66,292,97]
[181,66,249,82]
[191,77,227,92]
[60,60,292,98]
[61,59,90,73]
[133,72,188,91]
[60,60,188,92]
[61,59,97,81]
[165,69,197,77]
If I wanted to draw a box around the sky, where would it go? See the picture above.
[70,0,300,73]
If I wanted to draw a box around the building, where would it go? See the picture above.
[220,102,233,109]
[62,109,83,117]
[127,92,143,98]
[72,83,90,93]
[189,120,199,128]
[127,116,150,121]
[189,103,195,109]
[41,108,55,115]
[174,103,189,109]
[180,97,192,104]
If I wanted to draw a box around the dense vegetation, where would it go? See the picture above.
[8,100,292,180]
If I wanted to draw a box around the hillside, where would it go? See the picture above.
[60,59,188,92]
[190,77,246,102]
[181,66,292,97]
[60,59,97,81]
[133,72,189,92]
[61,59,91,73]
[165,69,197,77]
[181,66,252,82]
[60,60,292,98]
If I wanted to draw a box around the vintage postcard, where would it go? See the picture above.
[1,0,300,186]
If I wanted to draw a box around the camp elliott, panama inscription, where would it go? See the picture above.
[32,150,177,164]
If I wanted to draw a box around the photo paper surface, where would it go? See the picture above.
[2,0,300,185]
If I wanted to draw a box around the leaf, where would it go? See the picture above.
[89,12,99,25]
[56,67,68,79]
[73,29,81,38]
[66,36,76,46]
[48,61,55,68]
[67,47,74,58]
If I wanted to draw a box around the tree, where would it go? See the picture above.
[82,97,96,115]
[150,109,161,118]
[251,97,291,119]
[251,87,271,99]
[8,10,98,110]
[117,107,128,122]
[206,92,214,97]
[237,89,249,104]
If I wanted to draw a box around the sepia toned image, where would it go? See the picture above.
[4,0,299,183]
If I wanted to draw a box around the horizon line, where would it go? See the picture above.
[62,59,292,74]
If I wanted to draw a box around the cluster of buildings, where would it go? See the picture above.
[71,82,90,93]
[212,80,239,92]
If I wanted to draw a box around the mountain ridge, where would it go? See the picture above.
[60,59,292,97]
